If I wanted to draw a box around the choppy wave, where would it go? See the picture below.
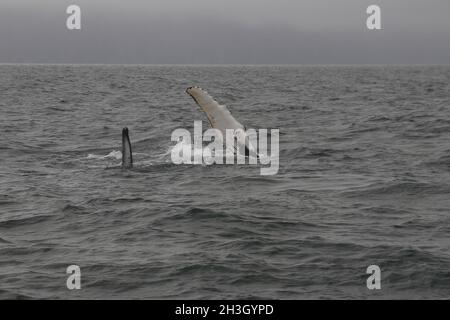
[0,65,449,299]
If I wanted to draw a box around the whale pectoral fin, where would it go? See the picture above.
[186,87,260,159]
[122,127,133,169]
[186,86,244,132]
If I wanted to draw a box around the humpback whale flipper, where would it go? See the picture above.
[122,127,133,168]
[186,86,257,157]
[186,86,244,134]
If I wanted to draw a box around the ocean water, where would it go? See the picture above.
[0,65,449,299]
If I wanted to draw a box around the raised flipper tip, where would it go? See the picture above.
[186,86,205,94]
[121,127,133,168]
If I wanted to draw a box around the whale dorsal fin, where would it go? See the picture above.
[122,127,133,169]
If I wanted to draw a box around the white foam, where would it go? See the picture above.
[87,150,122,160]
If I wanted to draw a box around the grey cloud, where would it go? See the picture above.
[1,0,449,64]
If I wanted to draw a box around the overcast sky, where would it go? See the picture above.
[1,0,450,64]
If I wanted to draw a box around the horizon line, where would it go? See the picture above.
[1,63,449,67]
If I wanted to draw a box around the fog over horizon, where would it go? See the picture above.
[1,0,450,64]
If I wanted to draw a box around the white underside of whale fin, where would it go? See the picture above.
[186,87,245,135]
[186,86,258,156]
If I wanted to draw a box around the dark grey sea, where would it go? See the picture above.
[0,65,449,299]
